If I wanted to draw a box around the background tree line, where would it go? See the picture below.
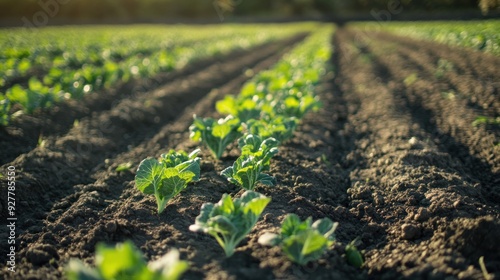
[0,0,498,23]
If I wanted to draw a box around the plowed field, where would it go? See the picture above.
[1,27,499,279]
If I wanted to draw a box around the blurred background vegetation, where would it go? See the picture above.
[0,0,499,25]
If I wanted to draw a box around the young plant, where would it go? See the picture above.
[135,149,200,214]
[221,155,276,191]
[238,134,279,169]
[215,95,262,122]
[245,116,298,143]
[0,98,11,126]
[278,93,322,119]
[258,214,338,265]
[66,241,188,280]
[345,239,364,268]
[189,191,271,257]
[189,115,242,159]
[472,116,500,127]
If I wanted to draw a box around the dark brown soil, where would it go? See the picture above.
[1,27,499,280]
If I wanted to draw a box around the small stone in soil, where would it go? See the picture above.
[401,224,421,240]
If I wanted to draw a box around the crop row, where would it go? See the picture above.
[65,24,363,280]
[351,20,500,56]
[0,23,316,126]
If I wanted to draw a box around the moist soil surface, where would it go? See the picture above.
[1,28,499,280]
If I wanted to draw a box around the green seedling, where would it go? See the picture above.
[135,149,200,213]
[238,134,279,169]
[189,115,242,159]
[435,58,454,79]
[345,238,364,268]
[0,98,11,126]
[278,93,322,119]
[221,155,276,191]
[66,241,188,280]
[116,162,133,172]
[216,95,262,122]
[190,191,271,257]
[404,73,418,86]
[245,116,298,143]
[472,116,500,127]
[258,214,338,265]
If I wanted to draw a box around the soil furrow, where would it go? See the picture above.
[351,30,500,205]
[0,34,307,166]
[3,26,500,280]
[0,34,307,238]
[1,34,310,279]
[334,28,500,279]
[374,32,500,118]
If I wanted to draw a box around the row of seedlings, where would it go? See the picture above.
[64,24,361,280]
[187,25,354,266]
[0,25,307,126]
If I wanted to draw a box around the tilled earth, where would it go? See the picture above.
[1,27,499,280]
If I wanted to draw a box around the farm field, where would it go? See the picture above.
[1,21,500,280]
[354,20,500,56]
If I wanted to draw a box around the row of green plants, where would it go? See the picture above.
[0,23,316,126]
[66,25,363,279]
[351,20,500,56]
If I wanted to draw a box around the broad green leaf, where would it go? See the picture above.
[312,218,338,238]
[302,231,328,256]
[148,249,189,280]
[282,235,306,264]
[281,214,304,237]
[158,168,194,198]
[218,194,235,214]
[96,241,145,279]
[243,196,271,216]
[215,95,237,116]
[135,158,163,195]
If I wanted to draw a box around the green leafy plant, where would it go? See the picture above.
[189,191,271,257]
[404,73,418,86]
[215,95,262,122]
[135,149,200,213]
[221,155,276,191]
[116,162,133,172]
[189,115,242,159]
[258,214,338,265]
[435,58,454,79]
[472,116,500,127]
[66,241,188,280]
[278,93,322,119]
[345,239,364,268]
[238,134,279,168]
[245,116,298,143]
[0,98,10,126]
